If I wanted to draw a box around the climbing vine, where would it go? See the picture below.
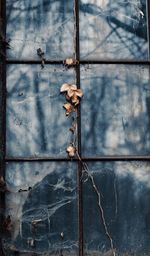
[60,78,116,256]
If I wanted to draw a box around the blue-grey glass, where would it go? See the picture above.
[6,65,76,157]
[6,0,74,59]
[81,64,150,156]
[80,0,148,59]
[83,161,150,255]
[4,162,78,255]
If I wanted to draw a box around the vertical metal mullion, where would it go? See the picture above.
[0,0,6,255]
[147,0,150,58]
[74,0,83,255]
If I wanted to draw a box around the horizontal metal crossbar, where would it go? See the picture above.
[6,59,150,65]
[5,156,150,162]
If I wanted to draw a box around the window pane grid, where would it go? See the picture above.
[1,0,150,256]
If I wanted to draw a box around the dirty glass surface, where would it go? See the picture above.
[83,161,150,255]
[6,65,76,157]
[81,64,150,156]
[79,0,148,59]
[4,161,78,255]
[6,0,74,59]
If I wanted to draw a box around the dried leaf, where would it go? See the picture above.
[65,94,71,101]
[67,88,75,98]
[37,48,44,57]
[71,94,79,105]
[64,58,74,65]
[64,58,79,66]
[76,89,83,98]
[70,84,77,90]
[60,83,70,92]
[66,145,76,157]
[69,122,76,133]
[41,58,45,69]
[63,102,74,116]
[37,48,46,69]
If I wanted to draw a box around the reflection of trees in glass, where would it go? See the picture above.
[83,162,150,255]
[7,0,148,59]
[6,0,74,59]
[80,0,148,59]
[81,65,150,155]
[5,162,150,254]
[6,65,75,157]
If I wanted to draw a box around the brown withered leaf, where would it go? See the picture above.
[63,102,74,116]
[75,89,83,98]
[69,122,76,133]
[60,83,70,93]
[60,83,77,93]
[63,58,79,66]
[64,58,74,65]
[60,83,83,105]
[71,94,79,106]
[65,94,71,101]
[66,145,76,157]
[67,88,76,98]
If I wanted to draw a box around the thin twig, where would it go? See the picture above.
[76,151,116,256]
[60,83,115,255]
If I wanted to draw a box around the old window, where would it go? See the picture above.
[0,0,150,255]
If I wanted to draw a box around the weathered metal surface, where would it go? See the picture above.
[0,0,6,255]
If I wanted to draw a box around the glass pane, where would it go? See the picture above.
[81,64,150,156]
[6,65,76,157]
[80,0,148,59]
[83,161,150,255]
[4,161,78,255]
[6,0,74,59]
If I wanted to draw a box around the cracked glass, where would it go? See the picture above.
[83,161,150,255]
[4,162,78,255]
[80,0,149,59]
[6,0,74,59]
[2,0,150,255]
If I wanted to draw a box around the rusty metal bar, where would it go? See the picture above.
[0,0,6,254]
[74,0,84,255]
[6,59,150,65]
[5,157,75,161]
[147,0,150,58]
[5,156,150,162]
[6,59,63,64]
[80,60,150,65]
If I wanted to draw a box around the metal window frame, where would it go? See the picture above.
[0,0,150,255]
